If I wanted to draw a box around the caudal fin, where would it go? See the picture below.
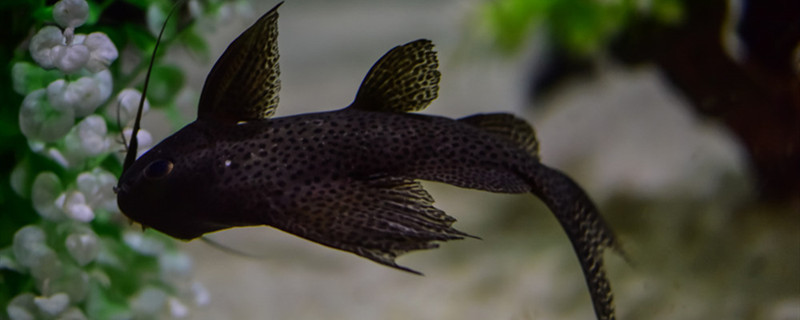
[527,164,619,320]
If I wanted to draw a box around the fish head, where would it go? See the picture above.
[116,123,218,240]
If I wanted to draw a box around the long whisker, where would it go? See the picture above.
[201,236,271,259]
[120,1,185,176]
[116,99,128,152]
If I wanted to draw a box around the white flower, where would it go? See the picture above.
[10,160,30,198]
[77,168,118,213]
[94,69,113,102]
[51,43,90,74]
[47,147,70,168]
[48,71,113,117]
[77,115,110,156]
[6,293,36,320]
[31,172,67,221]
[130,287,167,316]
[46,79,71,111]
[53,0,89,29]
[65,228,100,266]
[159,251,193,283]
[19,88,74,142]
[168,297,189,318]
[56,308,88,320]
[191,282,210,306]
[122,128,153,159]
[84,32,119,72]
[62,190,94,222]
[29,26,65,69]
[12,226,62,281]
[64,76,104,116]
[123,231,166,256]
[33,293,70,316]
[109,88,150,125]
[12,226,47,267]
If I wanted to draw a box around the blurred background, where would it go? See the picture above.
[174,1,799,319]
[3,0,798,319]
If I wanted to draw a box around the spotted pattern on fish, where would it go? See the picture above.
[198,2,281,123]
[116,3,620,320]
[353,40,440,112]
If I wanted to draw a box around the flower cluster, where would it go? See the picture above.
[15,0,154,167]
[3,0,219,319]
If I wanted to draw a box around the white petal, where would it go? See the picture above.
[29,26,65,69]
[47,147,70,168]
[168,297,189,318]
[77,115,109,155]
[123,231,166,256]
[110,88,150,125]
[130,287,167,316]
[63,190,95,222]
[77,168,118,212]
[84,32,119,72]
[65,76,103,117]
[18,89,75,142]
[46,79,72,111]
[65,229,99,266]
[7,293,36,320]
[53,44,89,74]
[12,226,47,267]
[33,293,69,316]
[191,282,210,306]
[123,128,153,158]
[53,0,89,29]
[93,69,113,101]
[31,172,66,221]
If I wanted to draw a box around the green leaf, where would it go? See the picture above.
[32,5,52,22]
[146,2,177,40]
[147,64,184,106]
[179,27,210,62]
[124,23,156,54]
[11,62,64,95]
[162,100,189,129]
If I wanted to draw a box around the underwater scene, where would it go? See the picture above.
[1,0,798,319]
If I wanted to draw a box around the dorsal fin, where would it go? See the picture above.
[459,113,539,159]
[350,39,441,113]
[197,2,283,123]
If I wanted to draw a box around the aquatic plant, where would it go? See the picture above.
[1,0,242,318]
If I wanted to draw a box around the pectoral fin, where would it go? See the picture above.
[350,39,441,113]
[198,2,282,123]
[272,175,473,274]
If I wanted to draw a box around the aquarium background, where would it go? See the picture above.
[3,0,798,319]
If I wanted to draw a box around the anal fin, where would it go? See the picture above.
[271,176,474,274]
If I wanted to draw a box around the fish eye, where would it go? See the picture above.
[144,159,174,180]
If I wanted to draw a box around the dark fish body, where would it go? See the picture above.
[116,3,620,319]
[121,110,535,237]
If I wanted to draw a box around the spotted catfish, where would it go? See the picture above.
[116,3,621,319]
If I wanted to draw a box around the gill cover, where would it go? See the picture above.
[116,2,285,238]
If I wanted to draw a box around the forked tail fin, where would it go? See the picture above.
[527,164,619,320]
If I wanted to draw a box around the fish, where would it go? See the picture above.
[115,2,621,319]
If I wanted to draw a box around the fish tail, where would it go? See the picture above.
[526,163,618,320]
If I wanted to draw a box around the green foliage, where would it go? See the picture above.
[148,65,185,106]
[483,0,685,56]
[1,0,233,318]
